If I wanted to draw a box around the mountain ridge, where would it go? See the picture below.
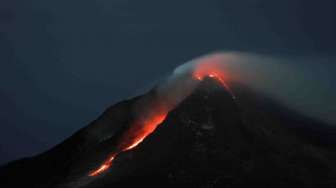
[1,78,336,188]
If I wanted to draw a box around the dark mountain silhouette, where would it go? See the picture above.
[1,78,335,188]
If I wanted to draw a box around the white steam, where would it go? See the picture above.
[164,52,336,126]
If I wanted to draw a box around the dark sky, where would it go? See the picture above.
[0,0,335,164]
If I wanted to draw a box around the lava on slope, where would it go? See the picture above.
[89,65,235,177]
[192,59,236,99]
[88,107,168,177]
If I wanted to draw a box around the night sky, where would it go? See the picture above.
[0,0,335,164]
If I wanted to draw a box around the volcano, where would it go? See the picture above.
[1,77,336,188]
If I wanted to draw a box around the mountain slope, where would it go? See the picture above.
[1,78,336,188]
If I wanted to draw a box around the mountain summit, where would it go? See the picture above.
[1,78,336,188]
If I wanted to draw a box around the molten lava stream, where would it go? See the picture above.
[89,111,167,176]
[89,154,116,177]
[193,72,236,99]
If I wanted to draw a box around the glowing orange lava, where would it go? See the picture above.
[89,111,167,176]
[192,63,236,99]
[89,155,116,176]
[89,61,235,177]
[121,112,168,151]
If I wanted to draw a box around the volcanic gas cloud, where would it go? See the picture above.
[89,54,234,177]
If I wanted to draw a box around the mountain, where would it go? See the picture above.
[1,78,336,188]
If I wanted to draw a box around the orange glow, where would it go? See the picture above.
[124,136,145,151]
[122,112,167,151]
[89,155,115,177]
[192,62,236,98]
[89,163,110,177]
[89,111,167,176]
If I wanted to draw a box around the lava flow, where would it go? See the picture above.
[89,109,167,177]
[89,62,235,177]
[192,62,236,99]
